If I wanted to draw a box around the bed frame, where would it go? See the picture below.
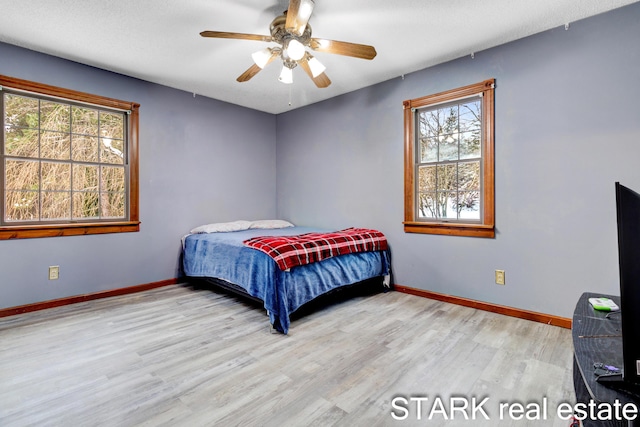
[185,275,389,323]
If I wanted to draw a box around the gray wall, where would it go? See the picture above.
[0,43,277,308]
[276,3,640,318]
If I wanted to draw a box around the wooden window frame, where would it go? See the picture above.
[403,79,495,238]
[0,74,140,240]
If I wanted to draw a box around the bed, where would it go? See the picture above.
[181,221,391,334]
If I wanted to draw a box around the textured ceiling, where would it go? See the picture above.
[0,0,638,114]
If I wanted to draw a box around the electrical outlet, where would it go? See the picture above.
[495,269,505,285]
[48,266,59,281]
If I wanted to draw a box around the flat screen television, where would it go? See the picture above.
[599,182,640,392]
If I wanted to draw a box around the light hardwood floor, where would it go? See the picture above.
[0,284,575,426]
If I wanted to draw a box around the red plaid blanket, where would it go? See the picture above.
[244,227,388,271]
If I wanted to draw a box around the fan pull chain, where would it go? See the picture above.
[288,84,292,107]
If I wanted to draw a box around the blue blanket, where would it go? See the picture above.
[182,227,390,333]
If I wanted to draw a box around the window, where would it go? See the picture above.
[403,79,495,238]
[0,74,139,239]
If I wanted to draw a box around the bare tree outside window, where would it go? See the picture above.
[0,74,139,240]
[416,99,482,221]
[3,94,126,222]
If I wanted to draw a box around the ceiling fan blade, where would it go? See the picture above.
[285,0,315,37]
[299,55,331,88]
[237,64,264,82]
[308,70,332,88]
[309,38,377,60]
[314,72,331,88]
[236,50,280,82]
[200,31,273,43]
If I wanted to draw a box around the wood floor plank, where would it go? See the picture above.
[0,284,575,426]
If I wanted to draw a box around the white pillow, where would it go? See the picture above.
[249,219,295,230]
[190,220,252,234]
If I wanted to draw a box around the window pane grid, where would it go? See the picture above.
[2,91,128,225]
[416,160,482,221]
[415,97,483,223]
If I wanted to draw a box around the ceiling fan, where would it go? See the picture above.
[200,0,377,88]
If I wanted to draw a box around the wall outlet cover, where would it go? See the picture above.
[48,266,59,280]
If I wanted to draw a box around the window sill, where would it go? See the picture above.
[0,221,141,240]
[403,221,495,238]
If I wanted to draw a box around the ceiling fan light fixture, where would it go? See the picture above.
[278,65,293,84]
[200,0,374,89]
[285,39,306,61]
[251,48,273,69]
[307,56,326,77]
